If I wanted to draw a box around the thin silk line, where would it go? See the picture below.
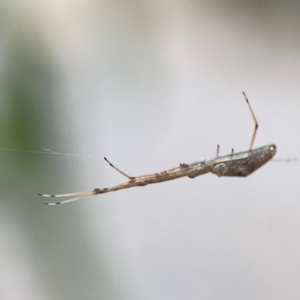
[0,148,101,159]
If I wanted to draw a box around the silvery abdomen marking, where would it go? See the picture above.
[210,144,276,177]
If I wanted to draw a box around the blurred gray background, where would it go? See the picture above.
[1,1,300,299]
